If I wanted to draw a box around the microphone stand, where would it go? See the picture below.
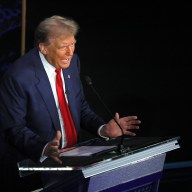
[84,76,130,154]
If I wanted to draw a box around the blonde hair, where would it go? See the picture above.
[34,15,79,47]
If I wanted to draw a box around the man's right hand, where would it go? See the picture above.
[44,130,62,164]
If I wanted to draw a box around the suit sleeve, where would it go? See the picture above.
[0,74,46,163]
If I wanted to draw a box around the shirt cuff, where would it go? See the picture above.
[98,124,109,140]
[39,143,48,163]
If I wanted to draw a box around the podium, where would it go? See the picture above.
[18,136,180,192]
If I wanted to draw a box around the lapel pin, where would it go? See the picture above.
[67,74,70,79]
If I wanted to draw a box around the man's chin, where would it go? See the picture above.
[61,63,70,69]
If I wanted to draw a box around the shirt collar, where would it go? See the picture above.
[39,51,56,78]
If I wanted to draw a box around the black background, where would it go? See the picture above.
[7,0,192,163]
[0,1,191,191]
[25,0,192,163]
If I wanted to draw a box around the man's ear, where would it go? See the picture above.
[39,43,47,55]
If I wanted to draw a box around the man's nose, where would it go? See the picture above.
[66,45,74,55]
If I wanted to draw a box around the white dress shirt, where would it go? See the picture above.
[39,51,108,162]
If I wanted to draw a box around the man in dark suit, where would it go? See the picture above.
[0,15,141,191]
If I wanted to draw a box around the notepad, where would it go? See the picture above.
[60,145,117,157]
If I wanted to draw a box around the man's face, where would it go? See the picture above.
[40,35,76,69]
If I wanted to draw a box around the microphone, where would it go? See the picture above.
[84,75,129,154]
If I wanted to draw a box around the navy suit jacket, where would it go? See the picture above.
[0,48,105,162]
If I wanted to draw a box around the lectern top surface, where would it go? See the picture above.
[18,136,180,169]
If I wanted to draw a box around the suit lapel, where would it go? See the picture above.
[34,58,61,131]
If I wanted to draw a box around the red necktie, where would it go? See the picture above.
[55,68,77,148]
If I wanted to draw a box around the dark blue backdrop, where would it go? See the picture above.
[0,0,22,78]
